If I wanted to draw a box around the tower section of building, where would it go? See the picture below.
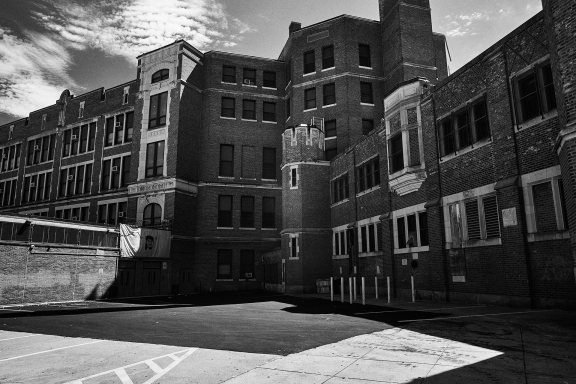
[281,124,332,293]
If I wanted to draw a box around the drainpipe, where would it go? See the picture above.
[503,48,536,309]
[388,190,397,298]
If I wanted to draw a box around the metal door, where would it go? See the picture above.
[142,262,161,296]
[179,269,194,294]
[117,261,135,298]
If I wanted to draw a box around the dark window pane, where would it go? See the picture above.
[325,120,336,138]
[359,44,371,67]
[240,250,255,279]
[263,102,276,122]
[390,135,404,173]
[397,217,406,249]
[242,99,256,120]
[105,118,114,146]
[218,195,233,227]
[217,250,233,279]
[323,83,336,106]
[125,112,134,142]
[263,71,276,88]
[304,50,315,74]
[456,111,470,149]
[240,196,255,228]
[362,119,374,135]
[152,69,169,83]
[220,144,234,177]
[440,119,455,156]
[262,147,276,179]
[221,97,235,118]
[262,197,276,228]
[222,66,236,83]
[305,88,316,109]
[243,68,256,85]
[518,73,540,122]
[360,82,373,104]
[419,212,429,246]
[322,45,334,69]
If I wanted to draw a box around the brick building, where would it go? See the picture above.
[1,0,575,307]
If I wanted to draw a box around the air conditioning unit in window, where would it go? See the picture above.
[68,175,74,180]
[111,166,119,172]
[118,212,125,217]
[34,145,40,151]
[245,273,253,278]
[243,79,253,85]
[72,216,78,221]
[115,122,121,128]
[71,135,78,141]
[30,182,35,187]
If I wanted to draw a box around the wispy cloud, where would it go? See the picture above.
[32,0,255,60]
[443,11,490,37]
[0,27,79,118]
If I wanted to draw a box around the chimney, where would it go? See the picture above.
[289,22,301,34]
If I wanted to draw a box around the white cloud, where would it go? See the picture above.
[0,27,79,118]
[32,0,255,60]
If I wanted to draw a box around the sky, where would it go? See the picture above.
[0,0,543,127]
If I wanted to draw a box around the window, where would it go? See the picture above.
[149,92,168,129]
[143,203,162,227]
[151,69,169,83]
[243,100,256,120]
[217,250,233,279]
[359,44,372,67]
[325,149,337,161]
[262,147,276,179]
[325,120,336,138]
[396,211,429,249]
[323,83,336,106]
[447,195,500,245]
[331,173,349,204]
[145,141,165,178]
[360,82,373,104]
[78,101,85,118]
[221,97,236,118]
[0,179,17,207]
[27,135,55,165]
[362,119,374,135]
[322,45,334,69]
[304,50,315,74]
[438,98,490,157]
[123,87,129,105]
[263,71,276,88]
[359,222,378,253]
[514,62,556,124]
[304,88,316,110]
[355,157,380,193]
[101,155,131,191]
[97,201,127,226]
[290,235,299,258]
[222,66,236,83]
[262,197,276,228]
[240,250,255,279]
[218,195,233,227]
[58,164,92,198]
[105,112,132,147]
[389,135,404,173]
[286,97,291,119]
[55,205,89,222]
[532,179,568,233]
[220,144,234,177]
[22,171,51,204]
[240,196,255,228]
[1,143,21,172]
[41,114,47,130]
[263,102,276,122]
[333,230,348,256]
[243,68,256,85]
[290,167,298,188]
[8,125,13,140]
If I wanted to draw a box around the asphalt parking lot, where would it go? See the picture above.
[0,291,575,383]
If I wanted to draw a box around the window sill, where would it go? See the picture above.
[303,72,315,77]
[217,227,234,230]
[321,67,335,72]
[359,66,373,70]
[262,87,277,90]
[330,198,349,208]
[527,230,570,243]
[289,257,300,260]
[394,245,429,255]
[220,116,236,120]
[218,176,235,180]
[332,255,349,260]
[221,81,237,85]
[262,228,277,231]
[303,108,317,112]
[356,185,380,198]
[25,160,54,168]
[262,120,277,124]
[290,186,298,190]
[325,136,336,141]
[444,238,502,249]
[148,125,166,130]
[439,137,492,163]
[240,227,256,230]
[360,103,375,107]
[359,251,382,258]
[241,118,257,122]
[262,178,277,182]
[322,104,336,109]
[516,110,558,131]
[242,84,257,88]
[216,279,233,282]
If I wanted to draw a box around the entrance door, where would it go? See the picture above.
[117,261,136,298]
[179,269,194,294]
[142,261,161,296]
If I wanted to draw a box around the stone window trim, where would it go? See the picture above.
[19,208,49,217]
[289,233,300,259]
[151,69,169,84]
[104,111,134,148]
[55,203,90,222]
[100,153,131,192]
[148,91,168,129]
[510,55,557,130]
[436,93,492,162]
[521,166,570,242]
[58,161,93,199]
[290,165,299,189]
[442,185,502,249]
[331,172,349,204]
[332,225,349,258]
[21,170,52,205]
[355,155,380,196]
[357,216,381,256]
[1,142,22,172]
[392,203,430,254]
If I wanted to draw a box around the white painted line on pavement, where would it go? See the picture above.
[145,360,164,374]
[115,368,135,384]
[355,305,486,315]
[0,334,41,342]
[398,309,555,323]
[0,340,105,362]
[0,308,34,312]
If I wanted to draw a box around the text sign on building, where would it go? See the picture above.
[502,208,517,227]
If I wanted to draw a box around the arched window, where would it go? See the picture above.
[143,203,162,227]
[151,69,169,84]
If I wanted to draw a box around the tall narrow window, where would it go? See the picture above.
[122,155,131,187]
[222,66,236,83]
[240,196,255,228]
[149,92,168,128]
[291,168,297,187]
[123,87,129,105]
[389,135,404,174]
[219,144,234,177]
[115,114,124,145]
[105,117,114,147]
[263,71,276,88]
[145,141,165,178]
[218,195,233,227]
[262,197,276,228]
[243,99,256,120]
[397,217,406,249]
[304,50,315,74]
[514,62,556,124]
[419,212,429,246]
[359,44,372,67]
[304,88,316,110]
[439,119,455,157]
[217,250,233,279]
[263,102,276,122]
[286,97,291,118]
[323,83,336,106]
[262,147,276,179]
[88,122,96,151]
[291,237,298,258]
[322,45,334,69]
[78,101,85,118]
[360,82,373,104]
[125,112,134,143]
[221,97,236,118]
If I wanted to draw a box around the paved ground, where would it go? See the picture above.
[0,291,575,383]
